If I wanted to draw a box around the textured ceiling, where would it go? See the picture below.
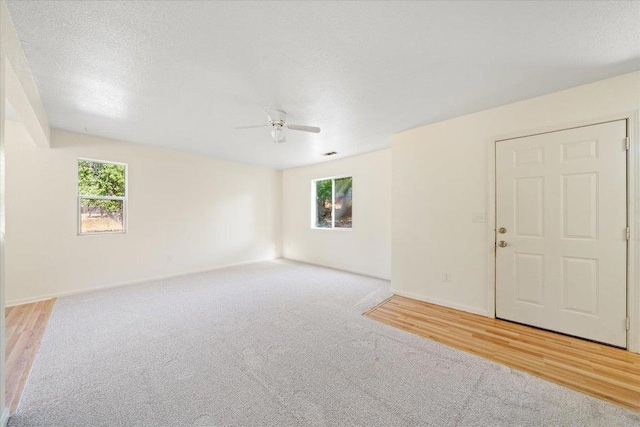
[6,1,640,169]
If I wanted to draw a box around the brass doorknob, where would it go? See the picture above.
[498,227,507,234]
[498,240,508,248]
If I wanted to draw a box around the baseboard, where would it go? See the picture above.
[390,288,490,317]
[5,257,280,307]
[1,407,9,427]
[282,257,391,281]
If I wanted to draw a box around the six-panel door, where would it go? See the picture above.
[495,120,627,347]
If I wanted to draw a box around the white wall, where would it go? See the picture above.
[282,149,391,279]
[1,1,51,421]
[391,72,640,318]
[0,20,7,427]
[5,124,282,305]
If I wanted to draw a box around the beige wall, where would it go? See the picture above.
[283,149,391,279]
[391,72,640,318]
[2,1,51,421]
[5,124,282,305]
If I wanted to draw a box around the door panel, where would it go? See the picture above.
[496,120,627,347]
[515,177,544,237]
[561,256,598,315]
[562,173,597,239]
[514,253,544,305]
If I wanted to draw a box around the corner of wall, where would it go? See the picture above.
[0,408,9,427]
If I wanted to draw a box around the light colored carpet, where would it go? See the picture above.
[9,260,640,427]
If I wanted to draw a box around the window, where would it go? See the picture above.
[312,176,352,229]
[77,159,127,235]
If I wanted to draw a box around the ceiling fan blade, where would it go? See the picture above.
[235,124,268,129]
[287,124,321,133]
[265,108,287,123]
[264,108,274,123]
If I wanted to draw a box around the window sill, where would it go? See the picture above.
[310,227,353,231]
[78,231,127,236]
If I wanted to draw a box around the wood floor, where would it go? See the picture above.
[366,295,640,412]
[5,299,56,413]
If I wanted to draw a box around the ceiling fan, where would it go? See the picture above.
[235,109,321,143]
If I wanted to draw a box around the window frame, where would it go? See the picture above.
[310,175,353,231]
[77,158,128,236]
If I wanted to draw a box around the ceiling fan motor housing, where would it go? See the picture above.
[236,109,319,143]
[271,123,285,143]
[269,110,287,143]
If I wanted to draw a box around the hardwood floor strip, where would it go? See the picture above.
[386,301,639,365]
[366,295,640,412]
[362,296,394,316]
[5,299,56,413]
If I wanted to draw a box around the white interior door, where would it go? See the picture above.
[495,120,627,347]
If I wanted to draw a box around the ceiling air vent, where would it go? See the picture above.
[323,151,338,156]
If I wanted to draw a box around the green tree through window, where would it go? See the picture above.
[314,177,352,229]
[78,159,127,234]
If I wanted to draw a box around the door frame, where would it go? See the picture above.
[486,111,640,353]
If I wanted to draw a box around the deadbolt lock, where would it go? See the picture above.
[498,240,508,248]
[498,227,507,234]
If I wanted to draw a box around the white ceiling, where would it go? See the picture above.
[6,1,640,169]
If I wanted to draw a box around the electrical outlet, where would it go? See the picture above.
[472,213,486,223]
[442,272,451,282]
